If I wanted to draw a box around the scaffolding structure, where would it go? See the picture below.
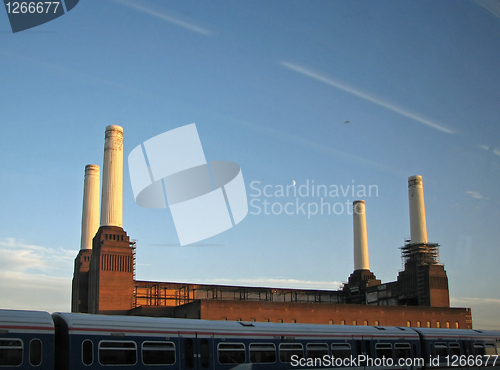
[133,281,345,308]
[400,242,440,268]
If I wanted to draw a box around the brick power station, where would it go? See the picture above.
[72,126,472,329]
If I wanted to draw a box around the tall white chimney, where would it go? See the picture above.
[353,200,370,271]
[408,175,428,244]
[80,164,100,250]
[100,125,124,227]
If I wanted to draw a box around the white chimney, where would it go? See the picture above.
[100,125,124,227]
[408,175,428,244]
[353,200,370,271]
[80,164,100,250]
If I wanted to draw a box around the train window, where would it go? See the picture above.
[332,343,351,359]
[356,341,362,356]
[218,343,245,364]
[82,340,93,366]
[279,343,303,363]
[307,343,328,359]
[184,339,194,369]
[463,341,473,356]
[0,339,23,366]
[200,339,210,368]
[98,340,137,365]
[365,341,372,358]
[394,343,411,359]
[249,343,276,363]
[474,343,486,356]
[449,342,461,356]
[29,339,42,366]
[434,342,448,357]
[142,341,175,365]
[375,343,392,359]
[485,344,497,356]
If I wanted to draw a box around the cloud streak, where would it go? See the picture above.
[475,0,500,19]
[451,297,500,330]
[112,0,211,35]
[280,62,455,134]
[465,191,486,200]
[0,238,76,312]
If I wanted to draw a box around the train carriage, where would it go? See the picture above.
[51,312,422,370]
[413,328,500,370]
[0,310,54,369]
[3,309,500,370]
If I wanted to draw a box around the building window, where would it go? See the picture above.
[406,321,411,327]
[427,321,431,328]
[364,320,368,326]
[455,322,460,329]
[250,343,276,364]
[417,321,421,327]
[278,319,283,323]
[374,320,379,325]
[340,320,345,325]
[218,343,245,364]
[352,320,357,325]
[142,341,175,365]
[291,319,296,323]
[328,320,333,325]
[436,321,441,328]
[446,321,450,328]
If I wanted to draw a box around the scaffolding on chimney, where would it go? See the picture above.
[400,242,440,268]
[130,239,137,281]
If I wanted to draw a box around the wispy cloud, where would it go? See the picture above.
[112,0,211,35]
[0,238,76,311]
[475,0,500,19]
[280,62,455,135]
[201,277,343,291]
[451,297,500,330]
[237,120,405,177]
[465,190,486,200]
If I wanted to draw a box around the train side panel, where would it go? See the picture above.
[0,309,54,370]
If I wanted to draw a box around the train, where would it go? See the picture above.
[1,308,500,370]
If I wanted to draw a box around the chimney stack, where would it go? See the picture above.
[80,164,100,250]
[100,125,124,227]
[353,200,370,271]
[408,175,428,244]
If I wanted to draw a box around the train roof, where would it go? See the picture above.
[413,327,500,340]
[0,309,54,330]
[52,312,419,339]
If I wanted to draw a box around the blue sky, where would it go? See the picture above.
[1,0,499,329]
